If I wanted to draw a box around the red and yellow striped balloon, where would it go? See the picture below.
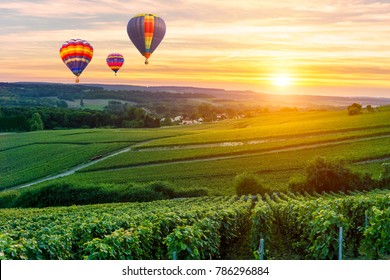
[59,39,93,83]
[106,53,124,76]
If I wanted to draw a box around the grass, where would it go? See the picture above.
[65,99,137,110]
[352,162,387,179]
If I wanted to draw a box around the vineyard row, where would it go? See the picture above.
[0,190,389,260]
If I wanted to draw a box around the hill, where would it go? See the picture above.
[1,105,390,208]
[85,83,390,108]
[2,82,390,109]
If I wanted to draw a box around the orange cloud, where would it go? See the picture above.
[1,0,390,96]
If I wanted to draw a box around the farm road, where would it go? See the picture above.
[104,134,390,172]
[7,146,132,191]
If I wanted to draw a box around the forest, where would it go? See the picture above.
[0,105,160,131]
[0,82,247,131]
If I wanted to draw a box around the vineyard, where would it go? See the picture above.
[0,128,183,189]
[251,189,390,259]
[0,189,388,260]
[2,107,390,195]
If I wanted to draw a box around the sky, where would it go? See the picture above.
[1,0,390,97]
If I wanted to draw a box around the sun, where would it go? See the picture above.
[271,75,293,87]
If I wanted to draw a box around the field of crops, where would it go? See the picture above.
[0,189,388,260]
[0,128,187,189]
[252,189,390,259]
[60,136,390,195]
[133,108,390,148]
[82,126,390,172]
[2,107,390,196]
[0,196,252,260]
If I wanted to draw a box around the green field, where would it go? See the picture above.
[82,129,390,172]
[0,128,188,189]
[133,108,390,147]
[61,136,390,194]
[65,99,137,110]
[1,106,390,196]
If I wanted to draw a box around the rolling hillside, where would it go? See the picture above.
[1,105,390,206]
[2,82,390,109]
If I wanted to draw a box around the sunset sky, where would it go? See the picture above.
[1,0,390,96]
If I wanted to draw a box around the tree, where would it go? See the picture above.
[379,163,390,188]
[234,172,267,196]
[379,163,390,181]
[122,119,144,128]
[161,117,172,126]
[29,112,44,131]
[80,96,84,107]
[56,100,68,108]
[63,113,69,127]
[289,157,374,193]
[196,103,214,121]
[366,105,375,113]
[0,116,29,131]
[348,103,362,115]
[106,101,124,114]
[133,108,146,119]
[225,108,236,118]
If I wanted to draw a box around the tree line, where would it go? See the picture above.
[0,82,212,107]
[0,104,160,132]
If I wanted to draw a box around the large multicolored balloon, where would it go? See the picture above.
[127,13,166,64]
[59,39,93,83]
[106,53,124,76]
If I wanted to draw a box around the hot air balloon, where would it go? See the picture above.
[127,13,166,64]
[59,39,93,83]
[106,53,124,76]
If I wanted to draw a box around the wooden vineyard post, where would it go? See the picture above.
[364,213,369,259]
[365,213,369,228]
[259,238,264,260]
[338,227,343,260]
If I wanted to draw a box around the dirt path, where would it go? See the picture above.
[87,134,390,172]
[354,157,390,164]
[6,146,132,191]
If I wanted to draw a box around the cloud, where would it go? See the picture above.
[1,0,390,95]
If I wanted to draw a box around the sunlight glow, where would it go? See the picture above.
[2,0,390,96]
[271,75,293,87]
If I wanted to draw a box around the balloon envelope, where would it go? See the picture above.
[106,53,124,75]
[59,39,93,83]
[127,13,166,64]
